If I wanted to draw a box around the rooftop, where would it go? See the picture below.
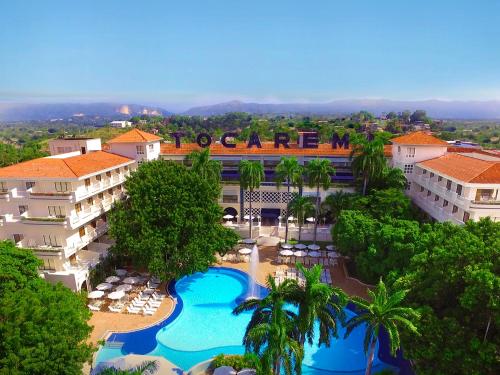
[160,142,393,157]
[391,131,448,146]
[108,129,162,144]
[418,153,500,184]
[0,151,134,179]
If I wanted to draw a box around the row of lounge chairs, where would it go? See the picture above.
[274,267,333,286]
[125,290,166,315]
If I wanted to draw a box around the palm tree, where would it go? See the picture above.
[96,360,159,375]
[344,279,420,375]
[239,160,265,239]
[321,191,354,223]
[350,139,386,195]
[287,196,314,242]
[305,159,336,243]
[288,263,347,346]
[233,275,303,375]
[275,157,303,243]
[187,148,222,184]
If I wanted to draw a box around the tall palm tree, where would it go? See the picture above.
[287,196,314,242]
[344,279,420,375]
[275,157,303,243]
[288,263,347,346]
[321,191,354,223]
[96,360,159,375]
[233,275,303,375]
[350,139,386,195]
[239,160,265,239]
[187,148,222,184]
[305,159,336,243]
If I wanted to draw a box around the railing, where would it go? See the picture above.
[21,216,66,224]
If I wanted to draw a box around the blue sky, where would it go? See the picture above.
[0,0,499,110]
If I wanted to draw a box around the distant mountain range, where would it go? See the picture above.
[1,99,499,121]
[184,99,500,119]
[0,103,172,122]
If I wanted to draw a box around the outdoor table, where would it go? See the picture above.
[238,248,252,255]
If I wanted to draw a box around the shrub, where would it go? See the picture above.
[211,354,256,372]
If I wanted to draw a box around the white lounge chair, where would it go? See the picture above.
[127,306,141,314]
[88,304,100,311]
[108,305,123,313]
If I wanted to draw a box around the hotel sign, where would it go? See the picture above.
[170,131,353,150]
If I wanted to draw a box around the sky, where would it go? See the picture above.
[0,0,499,110]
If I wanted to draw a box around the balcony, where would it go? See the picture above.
[29,191,73,200]
[21,216,67,225]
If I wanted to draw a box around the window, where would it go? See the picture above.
[108,188,113,195]
[420,186,424,192]
[90,220,97,228]
[48,206,65,218]
[13,234,24,243]
[148,144,154,151]
[54,182,71,192]
[98,192,104,199]
[0,181,7,192]
[96,175,102,182]
[430,172,434,178]
[397,146,401,154]
[87,197,93,205]
[39,258,56,271]
[405,181,411,191]
[25,181,35,190]
[43,234,60,247]
[84,178,91,187]
[463,212,470,222]
[404,164,414,174]
[106,171,111,178]
[406,147,415,157]
[438,176,443,182]
[456,184,463,196]
[136,145,144,155]
[124,166,129,171]
[18,205,28,215]
[422,169,427,175]
[427,190,432,197]
[443,200,448,207]
[452,205,458,214]
[434,194,440,201]
[222,195,239,203]
[79,227,86,238]
[446,180,452,191]
[75,203,82,213]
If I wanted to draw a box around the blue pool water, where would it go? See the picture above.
[96,267,390,374]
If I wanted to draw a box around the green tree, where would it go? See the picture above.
[321,191,355,223]
[109,161,238,279]
[275,156,303,243]
[332,210,377,259]
[239,160,265,239]
[350,139,386,195]
[305,159,335,243]
[288,196,315,241]
[289,263,347,346]
[345,280,420,375]
[96,360,158,375]
[369,167,406,191]
[187,148,222,185]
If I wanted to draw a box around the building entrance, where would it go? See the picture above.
[260,208,280,226]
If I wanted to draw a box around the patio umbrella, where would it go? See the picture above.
[88,290,104,299]
[243,215,255,220]
[306,217,315,222]
[115,269,127,277]
[238,248,252,255]
[308,244,320,251]
[281,243,293,249]
[115,284,133,292]
[279,250,294,256]
[294,250,307,257]
[308,251,321,258]
[123,277,140,285]
[328,252,339,258]
[96,283,113,291]
[326,245,335,251]
[223,214,234,220]
[294,243,307,250]
[105,276,120,283]
[108,290,125,300]
[287,216,295,221]
[242,238,256,244]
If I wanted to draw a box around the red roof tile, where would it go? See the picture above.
[108,129,162,143]
[391,131,448,146]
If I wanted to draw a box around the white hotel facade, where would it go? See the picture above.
[0,129,498,291]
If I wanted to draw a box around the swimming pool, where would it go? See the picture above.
[96,267,391,374]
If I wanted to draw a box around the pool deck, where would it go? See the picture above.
[87,243,370,347]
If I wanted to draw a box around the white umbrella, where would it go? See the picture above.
[328,252,339,258]
[326,245,335,251]
[294,243,307,250]
[279,250,294,256]
[294,250,307,257]
[88,290,104,299]
[287,216,295,221]
[116,284,133,292]
[238,248,252,255]
[281,243,293,249]
[308,244,320,251]
[96,283,113,291]
[105,276,120,283]
[243,215,255,220]
[306,217,315,222]
[108,290,125,300]
[115,269,127,276]
[223,214,234,220]
[214,366,237,375]
[123,277,140,285]
[308,251,321,258]
[242,238,256,244]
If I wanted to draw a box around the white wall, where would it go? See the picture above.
[109,141,160,161]
[49,138,101,155]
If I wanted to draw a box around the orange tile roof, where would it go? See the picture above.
[108,129,162,143]
[391,131,448,146]
[160,142,393,157]
[0,151,134,179]
[418,154,500,183]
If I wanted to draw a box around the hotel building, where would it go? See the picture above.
[0,129,498,290]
